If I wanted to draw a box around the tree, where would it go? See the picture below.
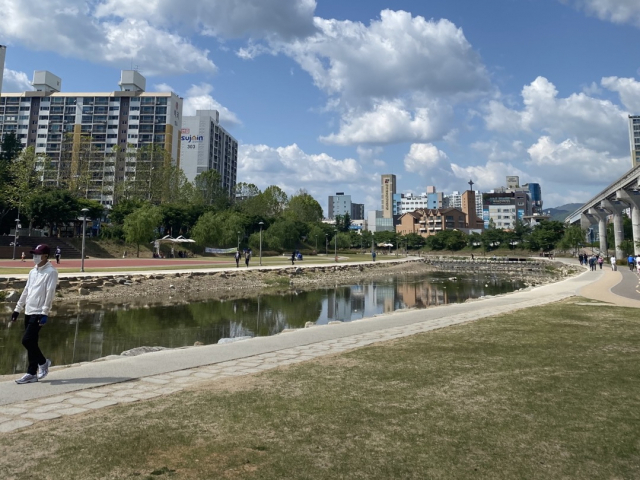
[330,232,351,250]
[558,224,585,254]
[441,230,467,253]
[234,182,260,201]
[481,228,504,253]
[404,233,426,250]
[284,190,323,223]
[262,185,289,217]
[335,213,352,232]
[109,199,146,225]
[194,170,229,209]
[25,189,79,234]
[122,205,162,257]
[191,211,222,248]
[0,132,21,164]
[528,220,565,252]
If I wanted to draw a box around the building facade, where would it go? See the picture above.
[350,203,364,220]
[482,191,531,229]
[444,190,483,218]
[179,110,237,196]
[0,45,6,94]
[0,69,183,206]
[327,192,351,220]
[629,115,640,168]
[367,210,394,233]
[396,208,468,237]
[381,174,396,219]
[393,190,444,216]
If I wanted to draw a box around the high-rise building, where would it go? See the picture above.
[393,190,443,215]
[381,174,396,219]
[629,115,640,168]
[180,110,237,196]
[350,203,364,220]
[0,69,183,206]
[327,192,352,220]
[444,190,483,218]
[0,45,6,94]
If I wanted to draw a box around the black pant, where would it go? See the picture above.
[22,315,46,375]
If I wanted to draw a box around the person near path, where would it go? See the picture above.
[629,254,635,271]
[588,255,596,271]
[234,250,241,268]
[291,252,296,265]
[636,255,640,275]
[578,253,583,265]
[245,251,250,268]
[10,244,58,384]
[54,246,61,264]
[610,255,617,271]
[597,256,603,270]
[372,251,377,262]
[21,251,25,262]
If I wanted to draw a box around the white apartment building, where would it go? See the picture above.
[0,70,183,206]
[179,110,238,196]
[444,191,483,218]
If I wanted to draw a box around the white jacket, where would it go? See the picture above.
[14,261,58,315]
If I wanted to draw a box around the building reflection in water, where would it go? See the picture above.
[1,273,523,375]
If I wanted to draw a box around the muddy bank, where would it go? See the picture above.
[1,258,577,315]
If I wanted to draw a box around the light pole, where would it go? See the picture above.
[258,221,264,266]
[237,231,241,251]
[81,208,89,272]
[315,235,318,253]
[325,234,328,255]
[12,215,20,260]
[334,229,338,262]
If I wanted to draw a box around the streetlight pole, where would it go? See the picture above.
[237,231,241,251]
[81,208,89,272]
[325,234,328,255]
[259,221,264,266]
[334,229,338,262]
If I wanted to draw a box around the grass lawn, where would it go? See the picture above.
[1,299,639,479]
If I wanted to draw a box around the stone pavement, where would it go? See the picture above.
[0,262,634,434]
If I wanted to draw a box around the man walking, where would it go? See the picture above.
[10,244,58,384]
[234,250,241,268]
[54,246,61,264]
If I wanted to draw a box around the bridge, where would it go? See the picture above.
[565,164,640,258]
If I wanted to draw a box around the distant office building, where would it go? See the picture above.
[523,182,543,214]
[381,174,396,219]
[367,210,394,233]
[180,109,237,196]
[444,190,483,218]
[629,115,640,168]
[327,192,351,220]
[394,188,444,216]
[351,203,364,220]
[0,69,183,206]
[482,191,531,229]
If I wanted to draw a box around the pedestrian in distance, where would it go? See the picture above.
[55,246,61,264]
[629,254,635,271]
[597,256,603,269]
[245,251,250,268]
[235,250,241,268]
[372,251,377,262]
[291,252,296,265]
[610,255,616,271]
[21,251,25,262]
[10,244,58,384]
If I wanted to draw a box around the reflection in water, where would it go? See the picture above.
[0,273,523,375]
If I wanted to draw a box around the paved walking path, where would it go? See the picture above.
[0,259,637,434]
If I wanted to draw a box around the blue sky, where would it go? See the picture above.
[2,0,640,213]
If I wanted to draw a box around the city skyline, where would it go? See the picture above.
[1,1,640,212]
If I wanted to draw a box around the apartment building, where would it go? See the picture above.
[180,110,237,196]
[396,207,468,237]
[0,70,183,206]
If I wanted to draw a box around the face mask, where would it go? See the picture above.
[33,255,42,265]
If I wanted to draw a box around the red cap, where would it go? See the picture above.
[30,244,50,255]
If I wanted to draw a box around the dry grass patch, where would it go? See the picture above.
[1,298,640,479]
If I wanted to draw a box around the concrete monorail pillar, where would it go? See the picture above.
[617,189,640,256]
[588,207,609,256]
[602,199,626,260]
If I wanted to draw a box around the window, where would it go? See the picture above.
[108,115,119,120]
[109,106,119,111]
[40,106,49,111]
[38,115,49,121]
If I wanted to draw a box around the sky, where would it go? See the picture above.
[2,0,640,213]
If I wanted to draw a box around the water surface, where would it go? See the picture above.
[0,272,523,375]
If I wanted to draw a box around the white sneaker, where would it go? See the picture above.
[37,359,52,380]
[15,373,38,384]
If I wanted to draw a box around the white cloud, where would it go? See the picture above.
[484,76,629,155]
[562,0,640,27]
[153,83,174,93]
[404,143,449,173]
[320,99,453,146]
[470,140,525,162]
[182,83,241,126]
[450,161,529,192]
[0,0,216,76]
[2,68,32,92]
[95,0,317,39]
[270,9,490,146]
[601,76,640,112]
[526,136,628,185]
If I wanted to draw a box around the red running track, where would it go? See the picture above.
[0,258,230,269]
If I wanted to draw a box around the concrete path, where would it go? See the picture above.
[0,260,636,434]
